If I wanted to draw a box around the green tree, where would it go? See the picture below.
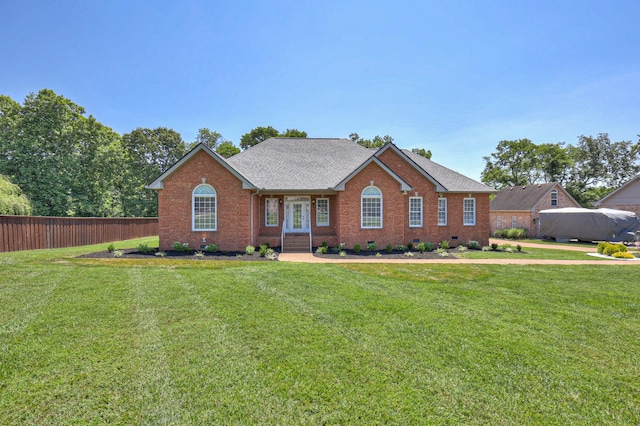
[481,139,539,189]
[120,127,188,217]
[349,133,394,148]
[411,148,432,159]
[240,126,280,150]
[0,174,32,215]
[280,129,308,138]
[193,128,226,150]
[216,141,240,158]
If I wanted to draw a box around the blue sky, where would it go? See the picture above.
[1,1,639,180]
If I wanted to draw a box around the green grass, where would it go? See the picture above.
[1,239,639,424]
[457,246,605,261]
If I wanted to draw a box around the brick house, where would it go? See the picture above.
[595,175,640,217]
[490,182,580,238]
[147,138,494,252]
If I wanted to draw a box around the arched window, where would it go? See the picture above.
[551,189,558,206]
[192,184,217,231]
[361,186,382,228]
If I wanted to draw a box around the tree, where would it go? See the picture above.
[0,174,31,215]
[411,148,432,159]
[193,128,226,150]
[216,141,240,158]
[280,129,307,138]
[120,127,188,216]
[240,126,280,150]
[349,133,394,148]
[480,139,539,189]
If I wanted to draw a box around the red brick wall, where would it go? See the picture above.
[157,150,251,251]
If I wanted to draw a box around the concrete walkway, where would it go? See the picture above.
[278,240,640,265]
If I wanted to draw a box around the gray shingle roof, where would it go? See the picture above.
[490,182,561,210]
[226,138,374,191]
[402,149,495,193]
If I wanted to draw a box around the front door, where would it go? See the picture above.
[285,197,310,233]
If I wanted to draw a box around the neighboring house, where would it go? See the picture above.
[147,138,494,252]
[490,182,580,238]
[595,175,640,218]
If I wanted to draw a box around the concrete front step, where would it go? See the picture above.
[283,235,311,252]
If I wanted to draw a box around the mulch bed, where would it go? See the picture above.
[313,249,458,260]
[77,248,276,261]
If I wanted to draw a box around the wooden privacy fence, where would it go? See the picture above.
[0,216,158,253]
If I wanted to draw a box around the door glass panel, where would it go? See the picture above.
[293,203,302,229]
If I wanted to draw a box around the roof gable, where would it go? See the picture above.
[146,143,255,190]
[490,183,576,211]
[596,175,640,205]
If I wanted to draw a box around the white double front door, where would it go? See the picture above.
[284,197,310,233]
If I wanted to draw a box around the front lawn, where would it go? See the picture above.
[1,239,638,424]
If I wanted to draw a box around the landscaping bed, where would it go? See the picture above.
[78,248,277,261]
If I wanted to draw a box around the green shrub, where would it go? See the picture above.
[439,240,449,250]
[505,228,528,239]
[395,244,405,252]
[245,245,255,255]
[259,244,268,257]
[516,244,522,252]
[375,252,382,257]
[404,251,414,257]
[204,243,218,253]
[603,243,627,256]
[172,242,193,253]
[457,246,468,252]
[597,242,608,254]
[319,246,328,254]
[493,229,505,238]
[339,250,346,257]
[367,242,377,251]
[417,242,434,252]
[321,241,328,248]
[265,248,277,260]
[467,240,481,250]
[194,251,205,258]
[353,243,361,254]
[407,242,414,251]
[386,244,393,253]
[137,243,155,254]
[491,243,499,251]
[107,243,115,252]
[612,251,635,259]
[155,251,166,257]
[113,250,123,258]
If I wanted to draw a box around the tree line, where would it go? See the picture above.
[0,89,416,217]
[481,135,640,207]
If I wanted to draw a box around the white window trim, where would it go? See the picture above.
[511,216,517,228]
[316,198,330,226]
[438,198,447,226]
[463,197,476,226]
[361,186,383,229]
[496,216,502,229]
[551,189,558,206]
[192,184,217,231]
[409,196,423,227]
[265,198,279,227]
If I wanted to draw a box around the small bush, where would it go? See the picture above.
[107,243,115,252]
[367,242,377,251]
[404,251,414,257]
[194,251,205,258]
[482,246,491,251]
[259,244,268,257]
[245,245,255,255]
[375,252,382,257]
[597,242,608,254]
[423,242,434,252]
[155,251,166,257]
[321,241,328,248]
[319,246,328,254]
[204,243,218,253]
[516,244,522,252]
[491,243,499,251]
[407,242,414,251]
[493,229,505,238]
[439,240,449,250]
[339,250,346,257]
[353,243,361,254]
[612,251,635,259]
[386,244,393,253]
[172,242,193,253]
[137,243,155,254]
[436,248,449,257]
[505,228,527,239]
[603,243,627,256]
[113,250,123,258]
[395,244,406,252]
[467,240,480,250]
[499,243,512,251]
[457,246,467,252]
[266,248,277,261]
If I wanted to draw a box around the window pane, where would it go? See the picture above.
[194,195,216,230]
[409,197,422,227]
[464,198,475,226]
[316,198,329,226]
[438,198,447,226]
[362,197,381,228]
[266,199,278,226]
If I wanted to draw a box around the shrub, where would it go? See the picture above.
[375,252,382,257]
[499,243,513,251]
[259,244,268,257]
[493,229,505,238]
[155,251,166,257]
[467,240,480,250]
[113,250,123,258]
[603,243,627,256]
[367,242,377,251]
[266,248,278,260]
[516,244,522,252]
[597,242,608,254]
[339,250,346,257]
[505,228,528,239]
[319,246,328,254]
[386,244,393,253]
[439,240,449,250]
[612,251,635,259]
[457,246,467,252]
[194,251,205,258]
[407,242,414,251]
[491,243,499,251]
[172,242,193,253]
[321,241,328,248]
[482,246,491,251]
[315,247,324,254]
[137,243,155,254]
[404,251,414,257]
[436,248,449,257]
[204,243,218,253]
[395,244,406,252]
[107,243,115,252]
[353,243,361,254]
[423,242,434,252]
[245,245,255,255]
